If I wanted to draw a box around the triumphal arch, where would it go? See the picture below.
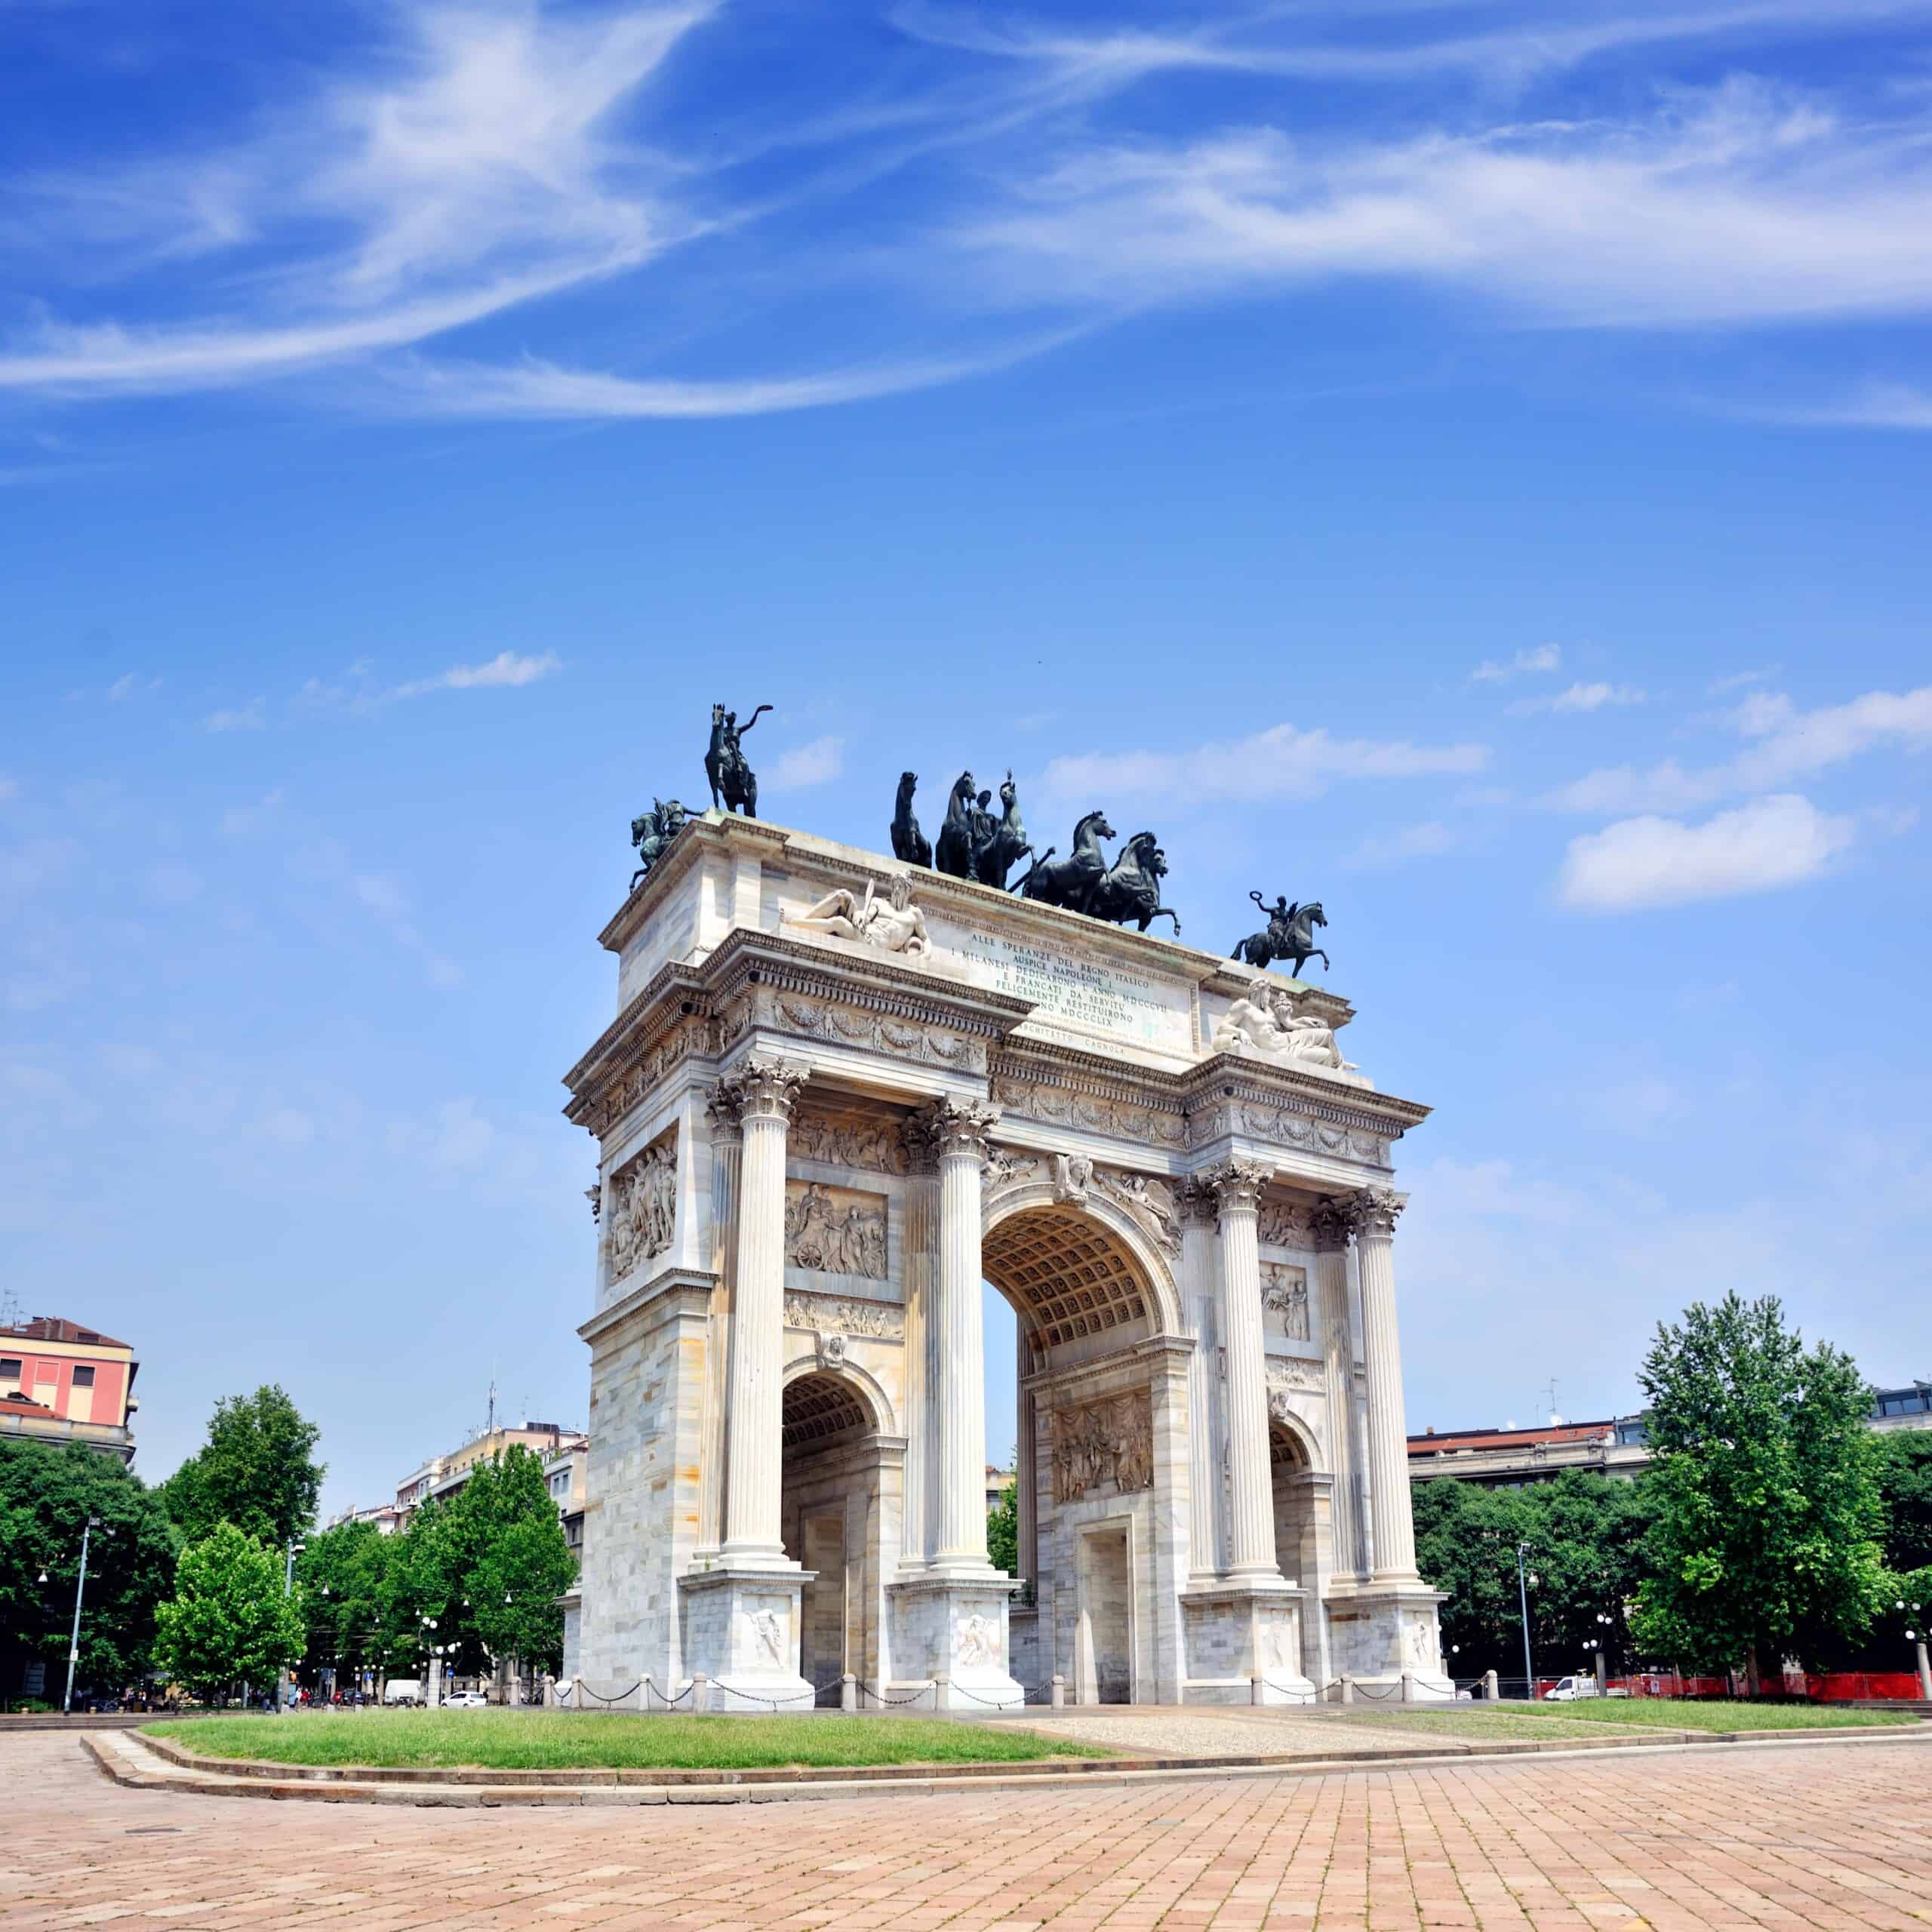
[562,814,1449,1708]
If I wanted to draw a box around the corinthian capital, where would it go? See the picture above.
[1343,1186,1405,1241]
[1202,1157,1272,1217]
[1310,1197,1352,1254]
[711,1055,808,1130]
[912,1094,1001,1164]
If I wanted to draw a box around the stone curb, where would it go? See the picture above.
[85,1721,1932,1809]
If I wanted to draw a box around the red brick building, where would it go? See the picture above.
[0,1316,139,1464]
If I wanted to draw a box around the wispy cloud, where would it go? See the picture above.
[1038,722,1487,806]
[389,651,561,699]
[204,697,267,733]
[1472,645,1561,684]
[770,736,845,789]
[1708,666,1777,694]
[1507,681,1647,716]
[1546,682,1932,812]
[1556,792,1854,910]
[1343,821,1459,869]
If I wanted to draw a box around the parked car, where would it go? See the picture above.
[445,1690,489,1708]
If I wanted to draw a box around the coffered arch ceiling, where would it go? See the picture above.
[981,1205,1154,1354]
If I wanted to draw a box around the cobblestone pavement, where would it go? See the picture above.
[10,1728,1932,1930]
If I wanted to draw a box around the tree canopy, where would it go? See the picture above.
[0,1439,179,1701]
[1630,1292,1885,1684]
[152,1522,306,1704]
[1875,1432,1932,1576]
[163,1385,324,1551]
[987,1480,1018,1577]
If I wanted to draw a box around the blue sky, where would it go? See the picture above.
[2,0,1928,1515]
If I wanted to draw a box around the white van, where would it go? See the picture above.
[383,1679,423,1707]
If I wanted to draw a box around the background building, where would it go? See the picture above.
[0,1315,138,1464]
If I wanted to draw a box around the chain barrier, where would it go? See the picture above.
[947,1682,1026,1710]
[1351,1680,1406,1702]
[710,1679,826,1708]
[1254,1675,1319,1705]
[1021,1681,1055,1704]
[857,1680,938,1707]
[643,1678,696,1709]
[569,1680,645,1709]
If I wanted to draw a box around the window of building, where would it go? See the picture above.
[0,1358,20,1380]
[72,1365,96,1387]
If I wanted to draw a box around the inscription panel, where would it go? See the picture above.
[936,919,1196,1056]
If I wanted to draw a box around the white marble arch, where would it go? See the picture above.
[779,1352,898,1438]
[981,1179,1184,1340]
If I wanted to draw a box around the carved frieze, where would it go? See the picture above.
[783,1290,903,1339]
[770,991,984,1072]
[1050,1389,1155,1503]
[1266,1358,1324,1408]
[789,1109,911,1175]
[584,1015,720,1139]
[785,1180,888,1279]
[980,1146,1044,1196]
[1257,1198,1312,1247]
[605,1131,676,1284]
[1261,1263,1311,1343]
[991,1069,1186,1148]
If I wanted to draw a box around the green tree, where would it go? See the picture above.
[296,1518,396,1690]
[1875,1432,1932,1575]
[987,1481,1018,1577]
[152,1523,306,1705]
[163,1386,324,1551]
[1413,1470,1650,1679]
[1631,1293,1885,1690]
[0,1439,178,1702]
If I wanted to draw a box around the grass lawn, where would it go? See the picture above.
[1333,1708,1636,1741]
[146,1710,1110,1771]
[1501,1699,1922,1733]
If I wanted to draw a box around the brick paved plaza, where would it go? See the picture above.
[8,1730,1932,1931]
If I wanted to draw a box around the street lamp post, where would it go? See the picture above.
[1515,1543,1536,1700]
[276,1539,303,1713]
[61,1516,101,1715]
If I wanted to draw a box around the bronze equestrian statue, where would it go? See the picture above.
[1081,832,1181,934]
[629,798,690,889]
[705,703,771,816]
[1232,893,1329,977]
[934,771,980,878]
[1016,811,1114,908]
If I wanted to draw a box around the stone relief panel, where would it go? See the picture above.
[605,1131,676,1284]
[957,1613,1004,1669]
[990,1069,1186,1149]
[771,990,984,1072]
[1257,1199,1312,1247]
[789,1109,910,1175]
[783,1291,904,1340]
[1051,1390,1155,1504]
[1261,1263,1311,1343]
[1266,1359,1324,1416]
[785,1181,888,1278]
[1211,1098,1387,1163]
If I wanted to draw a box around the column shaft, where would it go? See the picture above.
[899,1161,939,1569]
[1351,1189,1418,1582]
[1015,1325,1037,1583]
[1180,1187,1223,1580]
[698,1112,742,1553]
[1312,1202,1362,1580]
[1211,1161,1277,1581]
[717,1059,805,1564]
[934,1144,989,1567]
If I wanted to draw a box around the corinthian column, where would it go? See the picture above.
[1180,1180,1223,1581]
[920,1095,1000,1575]
[1208,1158,1277,1583]
[1312,1199,1362,1579]
[713,1056,808,1564]
[1348,1188,1417,1582]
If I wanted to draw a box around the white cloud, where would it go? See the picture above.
[1038,722,1487,805]
[1556,792,1854,911]
[1343,821,1457,869]
[1506,681,1646,716]
[1472,645,1561,684]
[389,651,561,699]
[204,697,266,733]
[771,736,846,789]
[1547,682,1932,812]
[106,673,137,701]
[1707,666,1777,694]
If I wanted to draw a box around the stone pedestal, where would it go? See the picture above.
[888,1574,1025,1710]
[1323,1583,1453,1701]
[1180,1579,1315,1705]
[678,1566,817,1712]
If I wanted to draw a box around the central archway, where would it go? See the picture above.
[980,1196,1178,1703]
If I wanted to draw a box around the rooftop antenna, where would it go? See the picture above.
[0,1290,22,1329]
[486,1368,498,1438]
[1538,1377,1561,1426]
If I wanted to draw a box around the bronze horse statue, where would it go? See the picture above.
[705,702,771,816]
[973,771,1033,888]
[1082,831,1181,934]
[934,771,979,878]
[1017,811,1114,908]
[891,771,932,868]
[1232,894,1329,977]
[629,798,690,889]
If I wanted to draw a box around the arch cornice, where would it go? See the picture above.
[981,1180,1183,1339]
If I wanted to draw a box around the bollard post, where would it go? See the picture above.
[1401,1670,1415,1704]
[1251,1675,1263,1707]
[1916,1639,1931,1703]
[1051,1674,1065,1710]
[841,1672,857,1713]
[635,1675,652,1713]
[542,1673,556,1708]
[693,1672,712,1715]
[933,1672,951,1713]
[1340,1674,1355,1706]
[1484,1669,1500,1703]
